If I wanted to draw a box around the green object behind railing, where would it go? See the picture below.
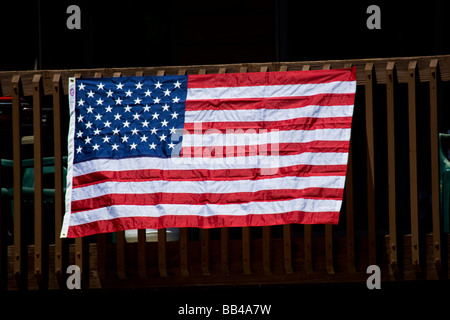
[439,133,450,233]
[1,156,67,203]
[21,157,67,199]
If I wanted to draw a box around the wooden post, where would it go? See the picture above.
[53,74,69,287]
[325,224,334,274]
[344,62,356,273]
[32,74,47,288]
[345,137,356,273]
[115,231,127,279]
[283,224,294,274]
[180,228,189,277]
[221,228,230,275]
[304,224,313,274]
[429,59,442,273]
[201,229,211,275]
[365,63,377,266]
[138,228,148,278]
[407,61,421,272]
[75,237,88,287]
[242,227,252,275]
[12,75,26,290]
[96,232,107,282]
[386,62,398,274]
[262,226,272,275]
[158,229,167,277]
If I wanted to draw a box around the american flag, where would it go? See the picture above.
[61,68,356,238]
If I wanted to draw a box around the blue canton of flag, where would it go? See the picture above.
[74,75,188,163]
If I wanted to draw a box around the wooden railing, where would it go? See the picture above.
[1,55,449,290]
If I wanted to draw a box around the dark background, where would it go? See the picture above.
[1,0,448,71]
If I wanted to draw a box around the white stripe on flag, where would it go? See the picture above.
[182,128,351,147]
[72,152,350,177]
[67,197,343,226]
[186,81,356,100]
[185,105,354,123]
[71,175,346,201]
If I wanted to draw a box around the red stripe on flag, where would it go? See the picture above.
[66,210,340,237]
[72,163,348,188]
[181,141,349,158]
[183,117,353,132]
[185,94,356,111]
[71,188,344,213]
[187,68,356,89]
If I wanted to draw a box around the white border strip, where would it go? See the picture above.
[60,77,77,238]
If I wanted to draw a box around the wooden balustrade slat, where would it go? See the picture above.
[386,62,399,274]
[343,63,356,273]
[429,59,442,272]
[12,75,26,289]
[53,74,68,287]
[408,61,421,272]
[365,62,377,266]
[32,74,47,288]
